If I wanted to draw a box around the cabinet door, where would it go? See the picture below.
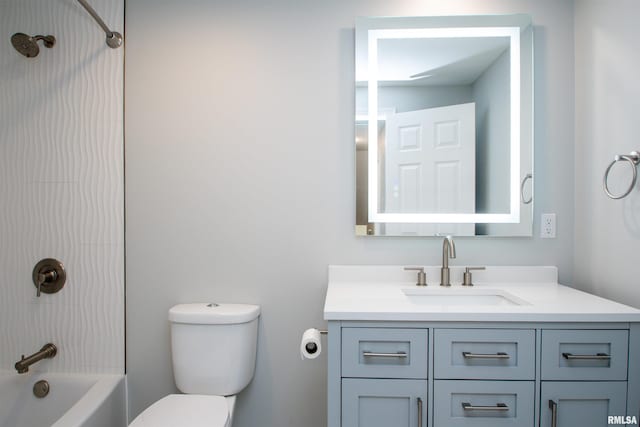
[541,382,627,427]
[342,378,426,427]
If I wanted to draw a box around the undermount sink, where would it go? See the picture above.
[402,287,530,306]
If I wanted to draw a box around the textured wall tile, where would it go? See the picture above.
[0,0,124,374]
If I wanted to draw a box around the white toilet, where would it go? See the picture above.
[130,303,261,427]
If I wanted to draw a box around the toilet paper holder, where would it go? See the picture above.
[300,328,328,359]
[305,329,327,353]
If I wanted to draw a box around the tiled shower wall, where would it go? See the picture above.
[0,0,124,373]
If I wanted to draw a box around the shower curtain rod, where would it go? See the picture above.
[77,0,123,49]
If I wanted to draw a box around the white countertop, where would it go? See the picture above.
[324,266,640,322]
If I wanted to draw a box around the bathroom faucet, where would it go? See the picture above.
[14,343,57,374]
[440,236,456,287]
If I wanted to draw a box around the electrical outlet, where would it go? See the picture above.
[540,213,556,238]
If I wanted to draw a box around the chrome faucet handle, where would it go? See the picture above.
[462,267,486,286]
[404,267,427,286]
[32,259,66,298]
[35,270,57,297]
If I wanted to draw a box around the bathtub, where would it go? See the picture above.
[0,370,126,427]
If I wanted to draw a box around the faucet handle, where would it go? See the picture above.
[462,267,485,286]
[404,267,427,287]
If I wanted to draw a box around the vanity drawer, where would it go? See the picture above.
[433,380,534,427]
[342,328,428,379]
[434,329,535,380]
[541,329,628,380]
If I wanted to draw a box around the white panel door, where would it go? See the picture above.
[384,103,476,236]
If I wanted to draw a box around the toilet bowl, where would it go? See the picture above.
[130,303,260,427]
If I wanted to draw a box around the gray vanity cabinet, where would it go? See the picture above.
[539,329,630,427]
[340,328,428,427]
[432,329,536,426]
[328,323,639,427]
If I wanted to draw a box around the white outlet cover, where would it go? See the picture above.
[540,213,556,238]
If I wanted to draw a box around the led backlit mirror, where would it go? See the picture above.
[355,15,533,237]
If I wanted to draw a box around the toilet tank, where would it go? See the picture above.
[169,303,260,395]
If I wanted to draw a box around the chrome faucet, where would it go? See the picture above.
[440,236,456,286]
[14,343,57,374]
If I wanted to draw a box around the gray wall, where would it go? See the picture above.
[356,85,474,114]
[573,0,640,308]
[125,1,576,426]
[473,49,511,217]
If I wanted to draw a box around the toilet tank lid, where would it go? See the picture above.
[169,303,260,325]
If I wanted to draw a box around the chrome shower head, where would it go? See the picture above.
[11,33,56,58]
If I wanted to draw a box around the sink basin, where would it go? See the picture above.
[402,288,529,306]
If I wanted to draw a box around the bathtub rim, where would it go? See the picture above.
[50,373,125,427]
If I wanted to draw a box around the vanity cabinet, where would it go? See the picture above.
[538,329,630,427]
[340,328,429,426]
[329,323,639,427]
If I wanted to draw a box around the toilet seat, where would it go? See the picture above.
[130,394,229,427]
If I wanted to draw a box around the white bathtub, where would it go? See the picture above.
[0,371,126,427]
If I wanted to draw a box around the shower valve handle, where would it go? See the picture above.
[32,258,66,297]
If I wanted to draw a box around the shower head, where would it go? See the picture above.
[11,33,56,58]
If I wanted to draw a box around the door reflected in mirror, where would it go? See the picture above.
[355,15,533,237]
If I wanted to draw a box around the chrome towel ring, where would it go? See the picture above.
[603,151,640,199]
[520,173,533,204]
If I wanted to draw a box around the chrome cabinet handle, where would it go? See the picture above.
[562,352,611,360]
[417,397,423,427]
[462,402,509,411]
[462,351,510,359]
[549,400,558,427]
[362,351,408,358]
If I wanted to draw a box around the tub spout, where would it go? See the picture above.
[15,343,57,374]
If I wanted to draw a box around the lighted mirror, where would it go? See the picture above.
[355,15,533,237]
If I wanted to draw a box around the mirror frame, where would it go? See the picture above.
[355,14,534,235]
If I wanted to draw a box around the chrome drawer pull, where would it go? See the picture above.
[462,402,509,412]
[417,397,423,427]
[562,352,611,360]
[549,400,558,427]
[362,351,408,358]
[462,351,510,359]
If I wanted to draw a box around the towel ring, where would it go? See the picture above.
[603,151,640,199]
[520,173,532,204]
